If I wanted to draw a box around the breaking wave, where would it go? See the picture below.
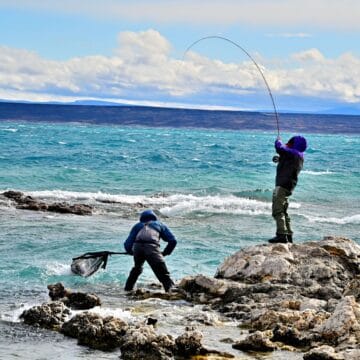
[303,214,360,225]
[18,189,303,217]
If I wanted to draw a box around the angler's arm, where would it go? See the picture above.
[275,139,299,156]
[160,225,177,256]
[124,224,142,254]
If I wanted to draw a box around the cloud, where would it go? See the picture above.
[266,33,312,38]
[0,30,359,108]
[0,0,360,30]
[292,48,325,62]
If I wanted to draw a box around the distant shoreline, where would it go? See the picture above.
[1,101,359,134]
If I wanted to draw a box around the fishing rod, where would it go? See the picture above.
[182,35,280,136]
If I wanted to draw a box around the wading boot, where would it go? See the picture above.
[287,234,293,243]
[268,234,288,244]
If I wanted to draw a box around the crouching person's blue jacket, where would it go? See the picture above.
[124,209,177,256]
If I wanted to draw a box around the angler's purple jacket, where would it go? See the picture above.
[275,135,307,192]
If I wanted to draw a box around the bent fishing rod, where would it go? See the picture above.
[182,35,281,137]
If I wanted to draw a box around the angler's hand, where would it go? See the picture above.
[272,155,280,163]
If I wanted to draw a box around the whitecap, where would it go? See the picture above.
[1,302,39,323]
[302,170,334,176]
[45,262,73,276]
[160,194,272,217]
[303,214,360,225]
[25,190,303,217]
[85,306,133,321]
[1,128,18,132]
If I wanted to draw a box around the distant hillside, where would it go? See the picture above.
[0,101,359,134]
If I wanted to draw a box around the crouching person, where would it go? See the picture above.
[124,209,177,292]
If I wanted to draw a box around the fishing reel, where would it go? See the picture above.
[272,155,280,163]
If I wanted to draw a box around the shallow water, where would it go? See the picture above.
[0,121,358,358]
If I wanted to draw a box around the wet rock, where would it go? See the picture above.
[47,283,101,310]
[271,324,310,347]
[119,324,175,360]
[2,190,92,215]
[20,301,70,330]
[61,312,128,350]
[232,330,277,352]
[303,345,343,360]
[175,328,203,356]
[127,287,186,301]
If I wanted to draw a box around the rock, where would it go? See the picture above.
[232,330,276,352]
[47,283,101,310]
[314,296,360,346]
[127,287,186,301]
[2,190,92,215]
[175,328,203,356]
[271,324,310,347]
[20,301,70,330]
[215,238,360,293]
[120,324,175,360]
[303,345,343,360]
[249,308,330,332]
[61,312,128,350]
[343,276,360,301]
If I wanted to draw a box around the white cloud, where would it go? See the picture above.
[0,30,359,107]
[0,0,360,30]
[292,48,325,62]
[266,33,312,38]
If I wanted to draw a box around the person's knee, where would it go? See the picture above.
[131,265,143,275]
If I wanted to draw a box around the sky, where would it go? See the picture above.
[0,0,360,114]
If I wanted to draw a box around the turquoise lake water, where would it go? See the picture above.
[0,120,359,359]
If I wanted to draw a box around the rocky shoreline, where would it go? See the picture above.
[19,236,360,359]
[1,190,93,215]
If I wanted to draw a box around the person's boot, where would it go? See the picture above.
[287,234,293,243]
[268,233,288,243]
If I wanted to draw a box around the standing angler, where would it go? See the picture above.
[269,135,307,244]
[124,209,177,292]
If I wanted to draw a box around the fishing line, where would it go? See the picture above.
[181,35,280,136]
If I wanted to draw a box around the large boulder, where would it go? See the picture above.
[215,237,360,293]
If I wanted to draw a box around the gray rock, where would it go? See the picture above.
[2,190,92,215]
[47,283,101,310]
[61,312,128,350]
[20,301,70,330]
[119,324,175,360]
[233,330,276,352]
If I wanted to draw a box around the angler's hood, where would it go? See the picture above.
[289,135,307,153]
[139,209,158,222]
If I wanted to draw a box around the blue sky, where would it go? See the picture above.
[0,0,360,114]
